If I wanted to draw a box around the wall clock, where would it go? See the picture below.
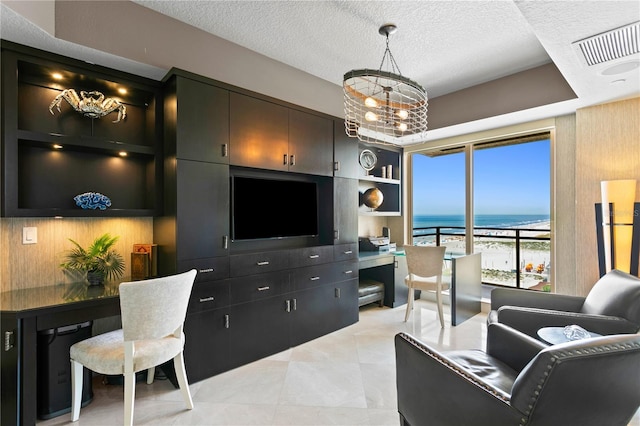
[359,149,377,172]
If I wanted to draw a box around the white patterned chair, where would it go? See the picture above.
[69,269,197,426]
[403,245,447,327]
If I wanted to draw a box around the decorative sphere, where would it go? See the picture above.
[362,187,384,209]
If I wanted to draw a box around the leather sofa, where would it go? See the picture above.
[488,269,640,339]
[395,323,640,426]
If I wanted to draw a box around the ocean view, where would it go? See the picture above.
[412,214,551,289]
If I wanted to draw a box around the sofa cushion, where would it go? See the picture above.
[581,269,640,325]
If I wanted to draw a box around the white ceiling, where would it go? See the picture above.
[1,0,639,140]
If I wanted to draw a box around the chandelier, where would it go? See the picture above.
[343,24,428,146]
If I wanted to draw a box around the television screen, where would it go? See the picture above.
[231,175,319,241]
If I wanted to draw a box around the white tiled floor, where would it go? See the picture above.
[37,299,639,426]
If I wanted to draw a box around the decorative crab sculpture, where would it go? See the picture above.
[49,89,126,123]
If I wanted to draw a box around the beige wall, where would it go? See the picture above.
[0,217,153,292]
[574,97,640,294]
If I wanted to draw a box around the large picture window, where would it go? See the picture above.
[411,133,551,290]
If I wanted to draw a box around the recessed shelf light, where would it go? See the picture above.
[52,72,63,80]
[53,144,63,149]
[118,151,128,157]
[118,88,127,95]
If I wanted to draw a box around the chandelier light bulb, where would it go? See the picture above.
[396,109,409,120]
[396,122,408,132]
[365,111,379,122]
[364,97,379,108]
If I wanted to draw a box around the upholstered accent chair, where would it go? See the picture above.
[70,269,197,426]
[488,269,640,339]
[403,245,447,326]
[395,323,640,426]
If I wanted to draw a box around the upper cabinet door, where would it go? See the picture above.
[229,92,289,171]
[175,76,229,164]
[333,119,359,179]
[288,109,333,177]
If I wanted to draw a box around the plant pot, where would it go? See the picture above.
[86,270,105,286]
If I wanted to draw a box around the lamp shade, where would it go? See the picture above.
[601,179,637,273]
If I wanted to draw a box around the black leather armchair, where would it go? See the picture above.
[395,323,640,426]
[488,269,640,339]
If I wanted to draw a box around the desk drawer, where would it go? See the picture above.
[188,280,230,313]
[289,246,334,268]
[229,271,291,304]
[334,243,358,262]
[332,260,359,283]
[292,263,335,291]
[230,250,290,277]
[178,257,230,282]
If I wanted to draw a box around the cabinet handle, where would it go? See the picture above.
[223,235,228,249]
[310,276,320,281]
[257,286,270,291]
[395,260,398,268]
[334,230,339,240]
[224,314,230,329]
[335,288,341,298]
[4,331,14,351]
[256,261,270,266]
[199,296,215,303]
[344,270,353,274]
[292,298,297,311]
[309,254,320,259]
[334,161,340,171]
[199,268,214,273]
[283,154,288,165]
[344,250,353,255]
[290,155,295,166]
[222,143,228,157]
[286,299,292,312]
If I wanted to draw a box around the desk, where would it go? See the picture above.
[1,281,122,426]
[358,251,482,326]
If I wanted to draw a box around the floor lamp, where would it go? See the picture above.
[595,179,640,277]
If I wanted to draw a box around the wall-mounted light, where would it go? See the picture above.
[595,179,640,277]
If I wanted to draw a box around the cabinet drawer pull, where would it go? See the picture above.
[286,299,292,312]
[223,235,228,249]
[309,254,320,259]
[256,261,270,266]
[199,296,215,303]
[283,154,288,165]
[224,314,230,329]
[257,286,270,291]
[199,268,214,273]
[222,143,228,157]
[310,276,320,281]
[292,298,297,311]
[290,154,295,166]
[4,331,14,351]
[344,250,353,255]
[344,270,353,274]
[335,288,341,298]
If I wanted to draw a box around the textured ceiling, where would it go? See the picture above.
[1,0,639,139]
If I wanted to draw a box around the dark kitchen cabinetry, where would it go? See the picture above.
[229,92,333,176]
[333,119,360,179]
[183,305,230,382]
[1,41,161,217]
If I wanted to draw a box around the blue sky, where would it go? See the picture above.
[412,140,551,216]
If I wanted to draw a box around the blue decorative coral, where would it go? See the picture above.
[74,192,112,210]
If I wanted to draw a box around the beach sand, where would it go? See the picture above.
[416,221,551,289]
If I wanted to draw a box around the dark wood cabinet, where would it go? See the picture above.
[1,41,161,217]
[183,307,230,382]
[333,119,360,179]
[334,177,359,244]
[229,92,289,171]
[229,92,333,176]
[169,75,229,163]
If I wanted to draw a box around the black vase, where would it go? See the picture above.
[86,270,105,286]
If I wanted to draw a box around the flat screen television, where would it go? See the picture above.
[231,175,319,241]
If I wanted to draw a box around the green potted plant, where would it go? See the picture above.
[60,233,125,285]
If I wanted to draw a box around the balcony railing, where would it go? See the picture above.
[413,226,551,290]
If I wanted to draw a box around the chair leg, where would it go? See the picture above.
[124,371,136,426]
[404,288,414,322]
[435,289,445,328]
[70,360,83,422]
[146,367,155,384]
[173,351,194,410]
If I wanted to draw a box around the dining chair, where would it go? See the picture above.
[403,245,448,327]
[69,269,197,426]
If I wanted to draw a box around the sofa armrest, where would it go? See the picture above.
[486,323,547,372]
[496,306,639,338]
[395,333,522,426]
[490,288,585,312]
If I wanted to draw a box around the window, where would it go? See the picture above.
[411,133,551,290]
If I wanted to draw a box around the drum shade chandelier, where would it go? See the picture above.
[343,24,428,146]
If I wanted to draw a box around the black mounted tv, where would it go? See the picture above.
[231,175,319,241]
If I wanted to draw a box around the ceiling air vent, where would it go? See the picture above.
[572,21,639,66]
